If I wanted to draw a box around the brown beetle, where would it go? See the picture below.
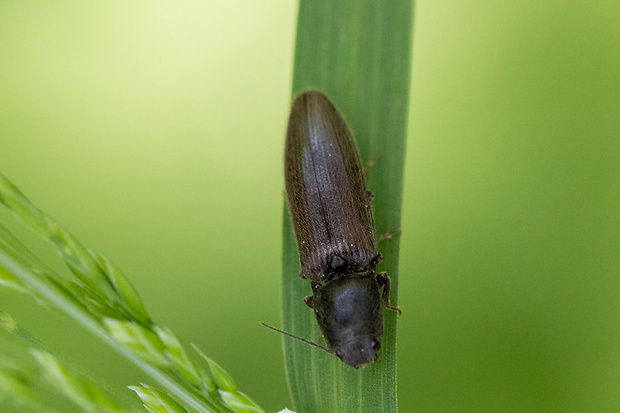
[284,90,401,368]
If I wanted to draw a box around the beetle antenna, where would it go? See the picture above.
[261,322,330,353]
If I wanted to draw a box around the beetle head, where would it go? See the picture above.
[312,271,384,368]
[335,334,381,368]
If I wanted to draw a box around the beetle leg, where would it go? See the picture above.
[376,272,402,315]
[305,282,322,309]
[377,229,402,243]
[370,253,383,266]
[362,154,380,175]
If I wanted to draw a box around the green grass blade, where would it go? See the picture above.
[30,349,130,413]
[130,384,190,413]
[281,1,414,412]
[0,244,215,413]
[0,174,150,325]
[0,174,262,413]
[0,325,140,413]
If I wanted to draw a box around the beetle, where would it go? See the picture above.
[284,90,401,369]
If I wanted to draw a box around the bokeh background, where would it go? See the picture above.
[1,1,620,412]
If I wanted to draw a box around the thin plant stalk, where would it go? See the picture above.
[281,1,414,412]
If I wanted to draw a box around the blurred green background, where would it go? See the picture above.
[1,1,620,412]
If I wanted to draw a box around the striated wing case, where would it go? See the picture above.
[284,91,377,281]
